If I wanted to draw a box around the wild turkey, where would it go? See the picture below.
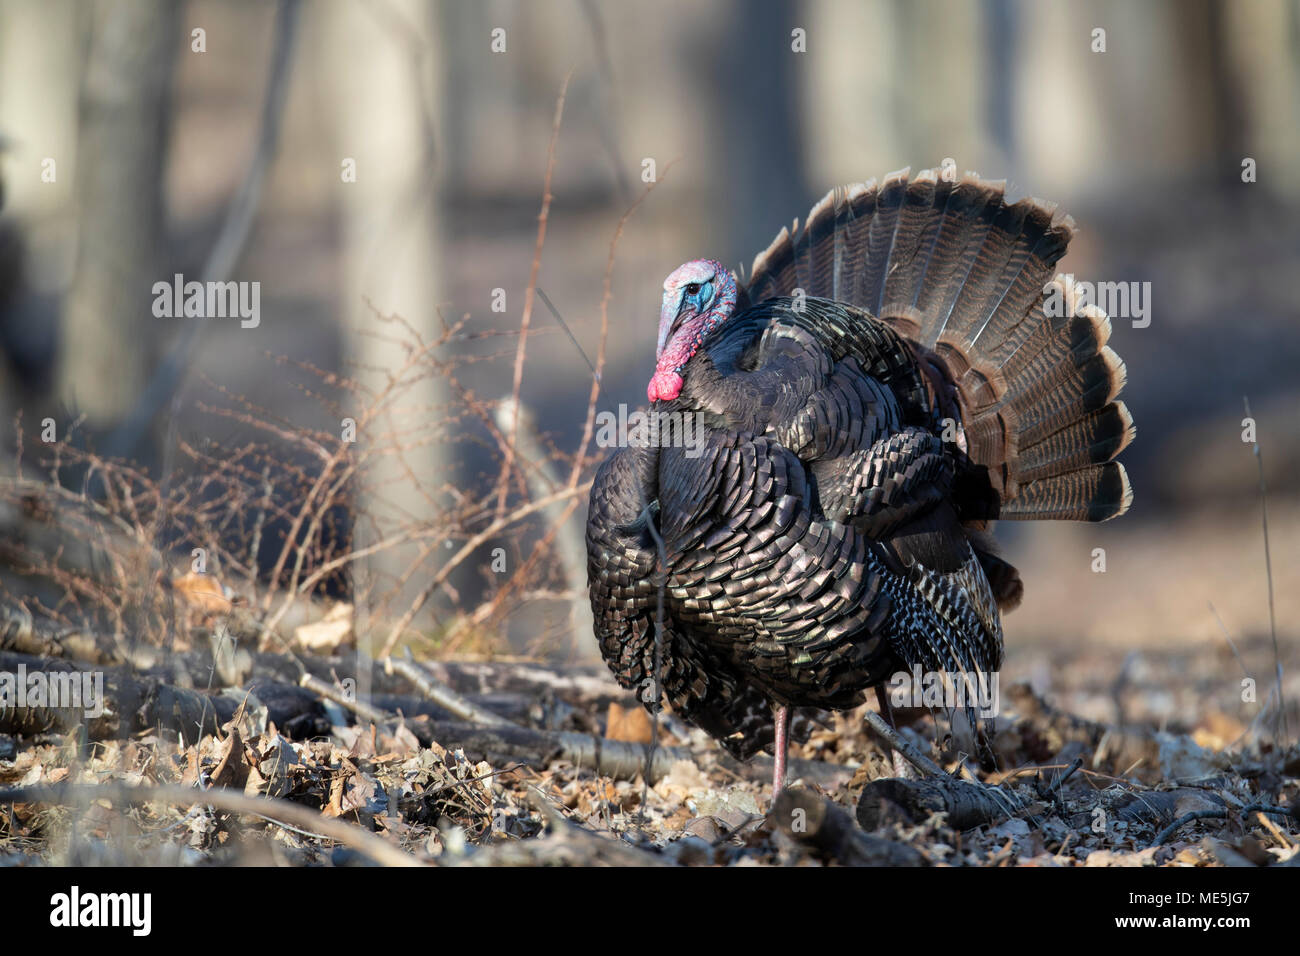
[585,167,1134,794]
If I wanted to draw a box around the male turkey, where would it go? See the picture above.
[585,167,1133,794]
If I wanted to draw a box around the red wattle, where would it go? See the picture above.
[647,368,683,402]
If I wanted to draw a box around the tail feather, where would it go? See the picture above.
[1004,461,1133,521]
[880,170,950,315]
[742,167,1134,523]
[799,188,841,300]
[861,169,910,315]
[836,182,878,303]
[935,198,1035,343]
[749,224,795,306]
[997,278,1105,383]
[968,218,1073,355]
[1016,402,1135,483]
[914,178,1005,336]
[1015,346,1127,447]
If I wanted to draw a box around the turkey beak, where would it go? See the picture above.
[657,291,690,360]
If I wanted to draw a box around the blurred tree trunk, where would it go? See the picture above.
[0,0,81,431]
[983,0,1019,174]
[709,0,810,255]
[321,0,446,680]
[57,0,177,428]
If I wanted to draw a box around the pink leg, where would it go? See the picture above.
[772,704,791,797]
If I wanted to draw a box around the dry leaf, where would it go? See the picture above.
[210,726,248,790]
[654,759,709,802]
[293,603,354,652]
[1192,712,1247,751]
[605,701,652,744]
[172,571,232,615]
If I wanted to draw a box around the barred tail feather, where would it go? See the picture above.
[742,168,1134,523]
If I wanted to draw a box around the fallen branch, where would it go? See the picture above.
[1103,787,1227,829]
[1152,809,1229,847]
[0,605,113,664]
[863,709,946,777]
[383,652,513,728]
[0,650,235,743]
[298,671,392,728]
[411,718,690,783]
[859,707,1026,831]
[0,782,421,868]
[857,775,1026,832]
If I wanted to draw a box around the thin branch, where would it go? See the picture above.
[1243,396,1287,742]
[497,71,572,519]
[384,651,513,727]
[1151,809,1229,847]
[0,782,422,867]
[299,671,394,727]
[568,159,678,490]
[378,481,593,657]
[864,709,946,778]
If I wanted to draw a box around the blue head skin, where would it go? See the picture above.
[649,258,737,402]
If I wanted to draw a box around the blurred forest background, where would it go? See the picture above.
[0,0,1297,726]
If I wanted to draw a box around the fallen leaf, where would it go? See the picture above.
[172,571,232,615]
[605,701,653,744]
[292,603,354,652]
[210,726,248,790]
[654,759,709,802]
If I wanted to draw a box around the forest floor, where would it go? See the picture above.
[2,622,1297,867]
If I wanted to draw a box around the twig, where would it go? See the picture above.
[299,671,393,728]
[1242,396,1287,742]
[535,288,600,383]
[0,782,422,867]
[1041,756,1084,798]
[1251,809,1294,849]
[498,71,572,520]
[377,481,593,657]
[863,709,946,778]
[638,501,669,820]
[1207,601,1251,678]
[567,159,678,491]
[384,651,513,728]
[1151,809,1229,847]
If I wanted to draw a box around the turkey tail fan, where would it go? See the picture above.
[743,167,1134,522]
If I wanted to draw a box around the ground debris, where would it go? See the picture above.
[1,641,1296,867]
